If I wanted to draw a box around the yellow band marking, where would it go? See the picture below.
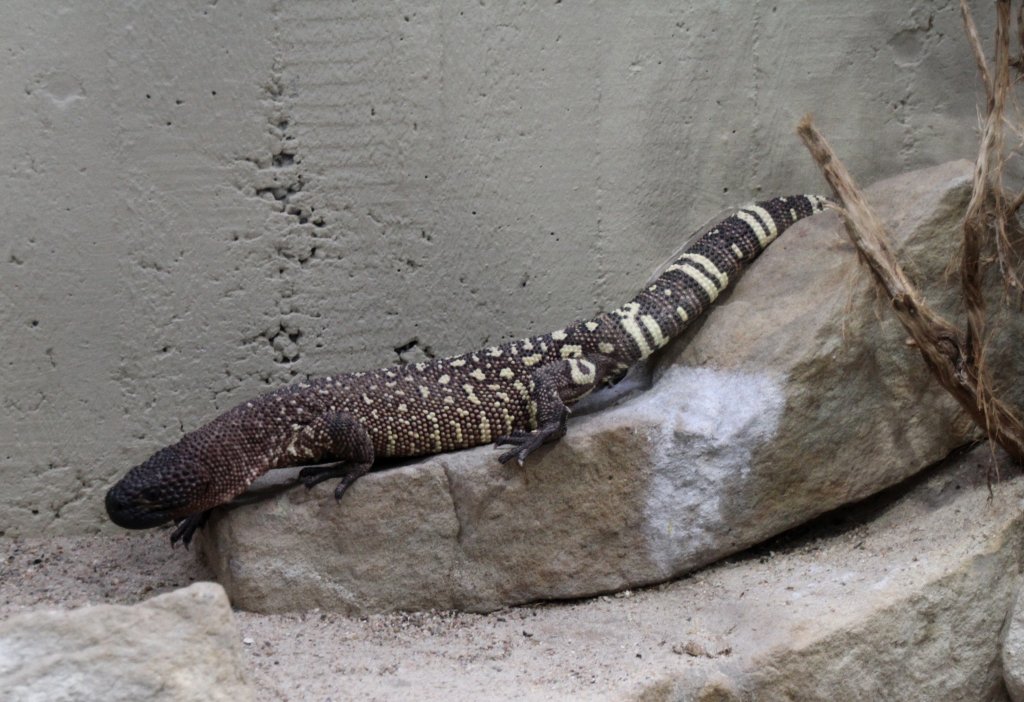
[614,302,653,358]
[679,264,720,301]
[746,205,778,240]
[640,315,668,348]
[681,253,729,289]
[736,210,771,247]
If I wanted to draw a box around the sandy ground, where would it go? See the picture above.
[1,528,715,700]
[0,508,878,700]
[0,447,1011,700]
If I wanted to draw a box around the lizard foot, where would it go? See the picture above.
[170,510,210,549]
[298,461,371,504]
[298,461,348,490]
[495,423,566,466]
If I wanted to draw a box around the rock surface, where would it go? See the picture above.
[3,445,1020,700]
[640,444,1023,702]
[225,444,1022,700]
[1004,589,1024,701]
[0,582,253,702]
[200,160,1024,614]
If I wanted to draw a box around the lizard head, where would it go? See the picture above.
[105,444,209,529]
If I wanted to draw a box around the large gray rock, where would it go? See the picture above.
[200,160,1024,613]
[0,582,253,702]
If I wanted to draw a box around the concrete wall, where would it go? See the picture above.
[0,1,995,536]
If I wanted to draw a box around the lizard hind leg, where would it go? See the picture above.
[495,356,612,466]
[292,411,375,503]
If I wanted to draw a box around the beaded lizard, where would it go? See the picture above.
[105,194,829,545]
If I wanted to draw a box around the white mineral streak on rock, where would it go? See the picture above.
[620,367,786,573]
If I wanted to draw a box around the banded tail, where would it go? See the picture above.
[606,194,829,363]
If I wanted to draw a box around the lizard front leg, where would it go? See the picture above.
[495,355,615,466]
[292,411,376,503]
[170,510,211,549]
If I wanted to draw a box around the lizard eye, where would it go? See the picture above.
[141,487,164,503]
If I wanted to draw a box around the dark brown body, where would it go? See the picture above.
[105,195,829,545]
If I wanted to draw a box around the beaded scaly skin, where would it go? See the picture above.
[105,195,829,545]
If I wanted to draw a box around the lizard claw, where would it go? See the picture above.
[333,477,356,503]
[170,511,210,549]
[299,467,335,490]
[495,428,559,466]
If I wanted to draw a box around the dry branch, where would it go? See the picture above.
[962,0,1024,300]
[796,116,1024,463]
[961,0,994,103]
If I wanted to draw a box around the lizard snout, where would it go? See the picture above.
[105,482,171,529]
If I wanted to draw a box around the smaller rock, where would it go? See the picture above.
[0,582,253,702]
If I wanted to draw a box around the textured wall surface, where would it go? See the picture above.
[0,1,996,535]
